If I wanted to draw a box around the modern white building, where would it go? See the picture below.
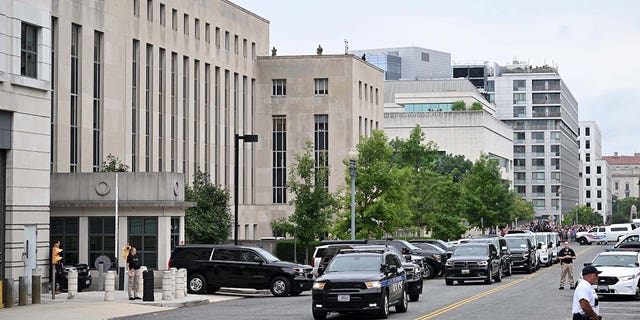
[603,153,640,200]
[489,63,580,222]
[350,46,452,80]
[578,121,611,223]
[382,79,513,180]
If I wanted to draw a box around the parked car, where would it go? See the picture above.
[410,239,454,252]
[444,243,502,285]
[169,245,314,297]
[535,233,552,266]
[504,237,537,273]
[368,239,444,279]
[312,248,409,319]
[587,251,640,298]
[54,263,92,292]
[460,237,512,276]
[505,231,540,270]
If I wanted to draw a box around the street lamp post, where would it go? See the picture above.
[234,133,258,246]
[347,149,359,240]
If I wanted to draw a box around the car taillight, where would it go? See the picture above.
[311,259,314,267]
[168,259,171,269]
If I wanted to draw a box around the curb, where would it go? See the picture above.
[218,288,270,296]
[138,298,210,308]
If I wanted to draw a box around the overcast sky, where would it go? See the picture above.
[234,0,640,156]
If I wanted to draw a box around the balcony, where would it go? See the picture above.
[532,112,561,118]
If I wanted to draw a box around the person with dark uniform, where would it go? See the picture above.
[127,247,142,300]
[559,241,576,289]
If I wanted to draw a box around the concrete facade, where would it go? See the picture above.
[489,67,580,222]
[603,153,640,200]
[350,47,452,80]
[578,121,611,223]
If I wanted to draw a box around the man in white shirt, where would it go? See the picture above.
[571,265,601,320]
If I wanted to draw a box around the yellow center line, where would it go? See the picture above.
[415,246,596,320]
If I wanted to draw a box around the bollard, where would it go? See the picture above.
[169,268,176,300]
[3,278,13,308]
[31,275,41,304]
[19,276,28,306]
[104,271,115,301]
[138,266,146,299]
[174,269,185,299]
[182,268,188,296]
[67,270,78,300]
[162,271,171,300]
[142,268,154,302]
[97,264,104,291]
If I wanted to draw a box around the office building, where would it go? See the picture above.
[603,152,640,200]
[350,46,452,80]
[578,121,611,223]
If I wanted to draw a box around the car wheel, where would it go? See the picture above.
[270,276,291,297]
[579,238,587,245]
[424,264,436,279]
[377,292,390,319]
[484,270,492,285]
[494,267,502,283]
[506,263,512,276]
[312,310,327,320]
[445,278,453,286]
[290,290,303,296]
[395,288,408,313]
[409,294,420,302]
[187,274,207,294]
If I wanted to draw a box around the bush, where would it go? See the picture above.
[274,239,320,265]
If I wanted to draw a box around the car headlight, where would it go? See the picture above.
[365,281,382,289]
[445,261,454,267]
[313,282,326,289]
[618,274,638,281]
[478,261,488,266]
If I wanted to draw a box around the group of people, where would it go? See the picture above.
[558,241,602,320]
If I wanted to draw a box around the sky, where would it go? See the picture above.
[234,0,640,156]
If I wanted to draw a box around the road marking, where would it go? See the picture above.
[415,246,596,320]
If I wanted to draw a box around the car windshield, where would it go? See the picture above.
[253,248,280,263]
[453,245,488,256]
[591,255,639,268]
[413,243,445,253]
[398,240,421,251]
[536,234,547,243]
[326,255,381,272]
[506,238,528,249]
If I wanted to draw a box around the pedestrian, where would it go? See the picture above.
[51,240,65,294]
[127,247,142,300]
[572,265,601,320]
[558,241,576,289]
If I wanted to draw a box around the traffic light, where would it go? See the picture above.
[123,243,131,262]
[51,246,63,265]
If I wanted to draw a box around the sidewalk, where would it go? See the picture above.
[0,289,241,320]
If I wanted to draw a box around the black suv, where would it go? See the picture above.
[312,248,409,319]
[504,237,537,273]
[169,245,314,297]
[444,243,501,285]
[368,239,443,279]
[461,237,512,277]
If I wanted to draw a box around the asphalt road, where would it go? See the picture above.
[116,244,640,320]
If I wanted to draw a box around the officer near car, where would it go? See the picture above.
[558,241,576,290]
[572,265,602,320]
[127,247,142,300]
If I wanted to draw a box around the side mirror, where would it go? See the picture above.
[537,243,542,250]
[583,262,592,266]
[635,262,639,267]
[318,266,325,275]
[404,255,412,262]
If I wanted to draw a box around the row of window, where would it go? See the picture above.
[486,79,561,93]
[585,202,603,211]
[513,131,561,143]
[614,181,631,191]
[271,78,329,97]
[514,172,561,182]
[585,177,603,187]
[531,198,561,210]
[50,216,178,269]
[585,190,604,199]
[584,165,603,175]
[513,145,561,157]
[358,81,380,105]
[133,0,257,59]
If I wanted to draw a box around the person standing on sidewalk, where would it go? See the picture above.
[559,241,576,290]
[572,265,601,320]
[127,247,142,300]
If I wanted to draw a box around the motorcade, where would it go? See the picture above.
[460,236,512,276]
[576,224,637,245]
[169,245,314,297]
[444,243,502,285]
[505,231,540,270]
[587,251,640,298]
[312,248,409,319]
[504,237,537,273]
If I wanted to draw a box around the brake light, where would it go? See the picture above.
[168,259,171,269]
[311,258,315,267]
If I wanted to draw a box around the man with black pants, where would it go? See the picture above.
[127,247,142,300]
[559,241,576,290]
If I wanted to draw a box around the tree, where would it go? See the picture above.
[432,153,472,183]
[509,193,535,222]
[333,130,411,239]
[185,170,232,244]
[470,102,483,111]
[451,100,466,111]
[613,197,640,223]
[389,125,438,172]
[562,205,604,226]
[101,153,129,172]
[285,141,337,263]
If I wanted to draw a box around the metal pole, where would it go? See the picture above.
[234,134,240,246]
[350,160,356,240]
[115,173,119,269]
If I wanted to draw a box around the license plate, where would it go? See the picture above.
[461,269,470,275]
[337,294,350,302]
[597,285,609,292]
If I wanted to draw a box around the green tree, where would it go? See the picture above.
[613,197,640,223]
[185,170,231,244]
[470,102,484,111]
[389,125,439,171]
[432,153,473,183]
[451,100,466,111]
[286,141,337,263]
[562,205,604,226]
[333,130,411,239]
[509,193,535,222]
[101,153,129,172]
[460,155,513,231]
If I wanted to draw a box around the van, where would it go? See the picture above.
[575,224,635,245]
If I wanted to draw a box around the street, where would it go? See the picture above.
[116,245,640,320]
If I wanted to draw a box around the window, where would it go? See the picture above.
[597,178,602,186]
[147,0,153,21]
[315,115,329,188]
[551,145,560,156]
[585,166,591,174]
[585,153,591,162]
[128,217,158,269]
[51,17,57,170]
[194,18,200,39]
[586,178,591,187]
[586,202,591,208]
[514,132,525,142]
[597,190,602,198]
[159,3,165,26]
[212,249,236,261]
[89,217,115,270]
[597,202,602,211]
[225,31,230,50]
[421,52,429,62]
[532,172,545,182]
[551,158,560,169]
[615,181,619,190]
[487,80,495,92]
[182,56,189,175]
[170,217,180,250]
[376,88,379,105]
[550,131,561,143]
[50,217,79,266]
[183,14,188,35]
[145,44,153,172]
[272,79,286,96]
[364,84,368,101]
[513,80,526,91]
[71,25,81,172]
[158,48,165,171]
[273,116,287,204]
[234,34,239,54]
[358,81,362,99]
[532,158,544,169]
[204,64,210,173]
[532,199,545,209]
[133,0,140,16]
[515,186,526,194]
[513,106,525,117]
[626,183,630,191]
[551,173,560,183]
[531,145,545,155]
[242,38,248,58]
[531,131,544,142]
[215,27,220,48]
[214,67,220,183]
[532,185,545,195]
[170,52,177,172]
[585,127,590,136]
[132,39,140,172]
[585,140,590,149]
[171,9,177,31]
[193,60,199,171]
[251,42,256,59]
[586,190,591,198]
[205,23,210,43]
[597,166,601,174]
[21,23,38,78]
[93,31,103,172]
[513,145,525,154]
[513,93,526,105]
[314,78,328,95]
[515,172,526,181]
[514,159,525,169]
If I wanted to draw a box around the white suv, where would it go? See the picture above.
[589,251,640,298]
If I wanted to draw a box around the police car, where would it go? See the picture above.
[311,248,408,319]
